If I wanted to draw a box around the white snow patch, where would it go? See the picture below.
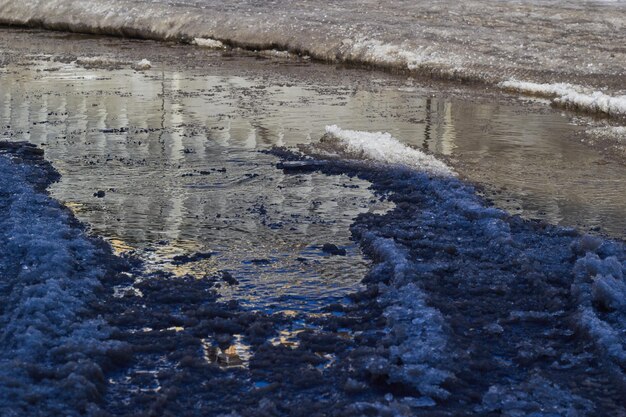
[192,37,225,49]
[133,59,152,71]
[323,125,454,177]
[341,37,437,71]
[500,80,626,118]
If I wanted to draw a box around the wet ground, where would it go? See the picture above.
[1,28,626,416]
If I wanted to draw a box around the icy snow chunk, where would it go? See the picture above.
[500,79,626,118]
[258,49,295,59]
[574,253,623,281]
[506,310,563,323]
[365,235,452,399]
[192,37,225,48]
[321,125,454,177]
[402,396,436,408]
[132,59,152,70]
[477,375,594,416]
[572,245,626,368]
[578,308,626,366]
[592,274,626,311]
[571,234,603,255]
[483,323,504,335]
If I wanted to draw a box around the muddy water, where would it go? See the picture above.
[1,30,625,312]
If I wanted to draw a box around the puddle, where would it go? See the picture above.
[1,30,625,318]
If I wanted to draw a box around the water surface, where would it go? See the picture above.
[1,29,625,313]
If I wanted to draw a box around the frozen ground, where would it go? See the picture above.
[1,0,625,120]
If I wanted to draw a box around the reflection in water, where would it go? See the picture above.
[1,50,625,315]
[423,98,457,155]
[430,99,626,235]
[270,329,305,349]
[2,58,400,312]
[109,238,135,255]
[202,335,252,368]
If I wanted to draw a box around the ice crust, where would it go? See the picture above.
[0,149,126,415]
[477,375,594,416]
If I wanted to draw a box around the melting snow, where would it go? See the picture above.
[500,80,626,118]
[322,125,454,177]
[192,37,225,49]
